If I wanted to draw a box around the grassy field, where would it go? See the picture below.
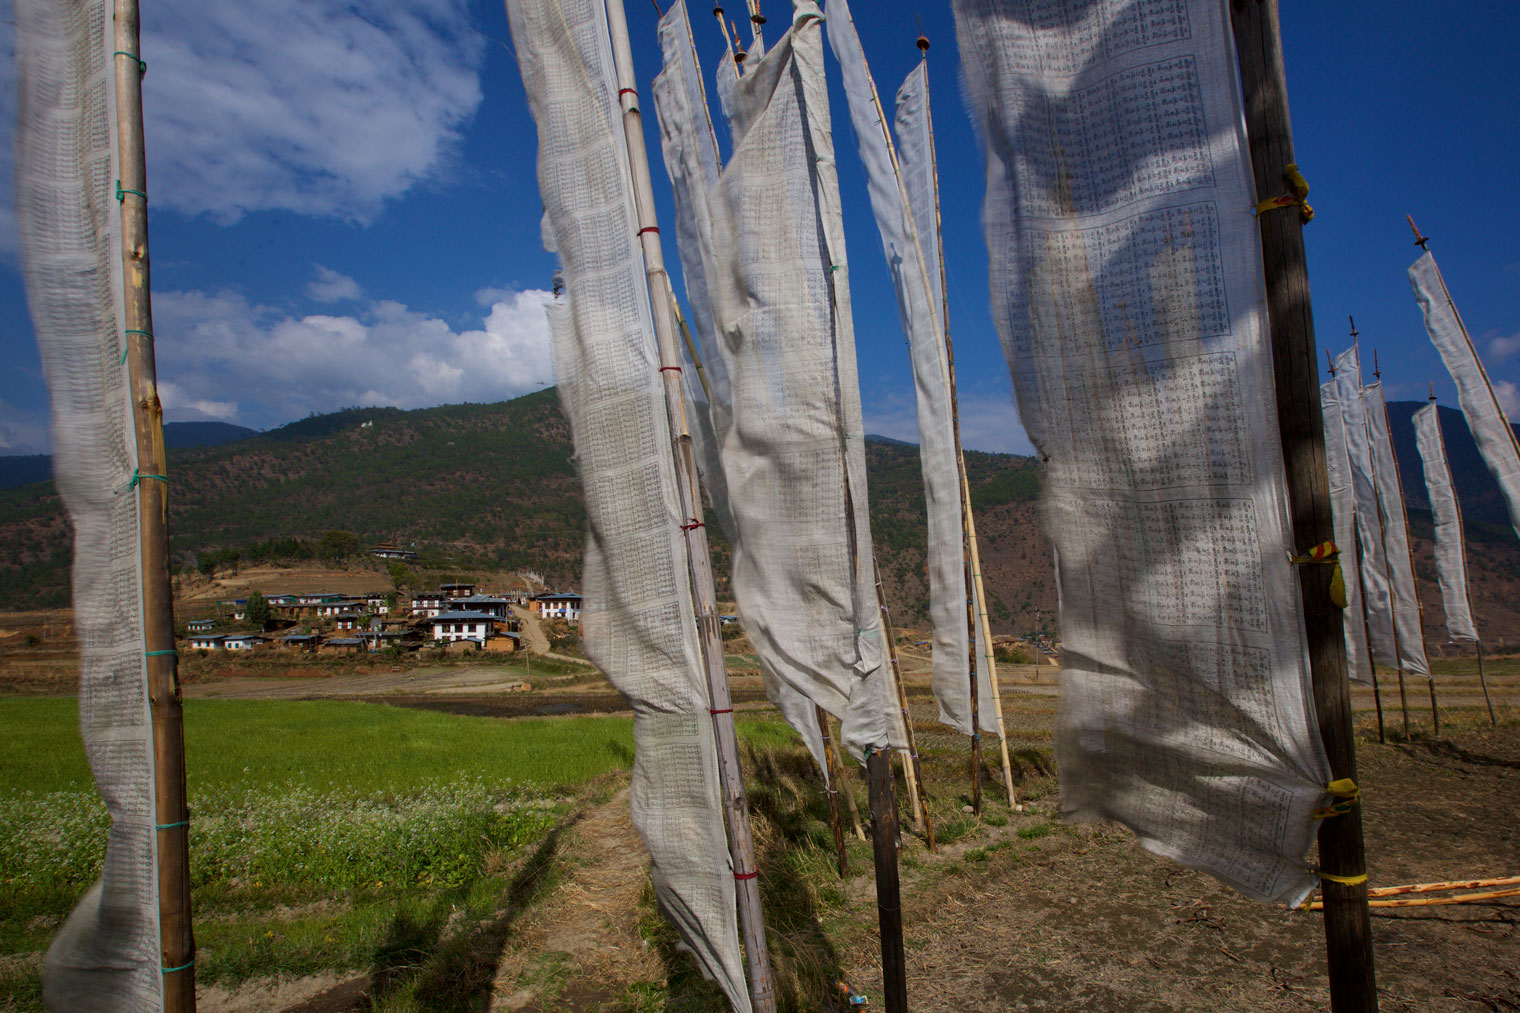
[0,699,641,1010]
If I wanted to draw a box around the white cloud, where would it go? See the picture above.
[864,390,1036,457]
[0,399,49,455]
[0,0,484,262]
[138,0,484,223]
[151,287,556,428]
[1495,380,1520,417]
[307,266,363,303]
[1487,332,1520,363]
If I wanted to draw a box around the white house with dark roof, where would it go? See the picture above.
[187,619,214,633]
[429,611,505,644]
[534,593,582,622]
[411,592,446,618]
[224,634,268,650]
[187,633,226,650]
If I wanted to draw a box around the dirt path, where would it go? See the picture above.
[490,788,661,1011]
[513,606,550,655]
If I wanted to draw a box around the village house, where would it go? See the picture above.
[410,591,445,618]
[429,610,514,645]
[333,613,363,631]
[318,637,364,655]
[450,594,514,620]
[316,598,365,617]
[440,582,476,599]
[534,592,582,622]
[187,619,214,633]
[224,634,267,650]
[369,543,419,561]
[187,633,226,651]
[277,634,319,652]
[364,593,391,614]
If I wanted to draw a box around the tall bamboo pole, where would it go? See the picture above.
[874,560,935,849]
[916,39,1018,807]
[1230,3,1377,1010]
[1374,363,1440,736]
[603,4,775,1008]
[113,3,195,1007]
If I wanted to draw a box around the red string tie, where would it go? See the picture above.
[710,707,733,715]
[619,88,638,98]
[733,870,758,881]
[659,365,683,373]
[638,226,660,236]
[680,520,705,531]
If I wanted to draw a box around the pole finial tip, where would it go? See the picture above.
[1407,214,1429,249]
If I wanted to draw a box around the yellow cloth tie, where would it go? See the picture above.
[1318,870,1369,887]
[1253,163,1314,223]
[1312,778,1361,819]
[1289,541,1347,608]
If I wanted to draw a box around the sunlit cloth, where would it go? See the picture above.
[955,0,1330,905]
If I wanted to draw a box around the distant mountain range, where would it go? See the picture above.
[0,394,1516,640]
[0,421,258,490]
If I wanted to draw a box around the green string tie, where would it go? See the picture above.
[155,819,189,830]
[161,959,194,975]
[112,50,147,75]
[119,469,169,494]
[146,649,178,658]
[121,328,152,364]
[115,180,148,203]
[827,264,842,273]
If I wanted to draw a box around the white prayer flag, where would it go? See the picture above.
[16,0,168,1004]
[507,2,747,1004]
[1363,382,1431,680]
[1413,404,1479,642]
[954,0,1331,905]
[1333,347,1399,669]
[653,1,898,758]
[1321,382,1374,684]
[826,0,994,736]
[1410,252,1520,540]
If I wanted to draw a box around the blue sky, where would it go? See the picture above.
[0,0,1516,457]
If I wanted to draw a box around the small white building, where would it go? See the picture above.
[365,593,392,614]
[187,633,226,651]
[534,593,582,622]
[430,611,502,644]
[440,582,476,599]
[224,634,267,651]
[411,592,445,618]
[187,619,214,633]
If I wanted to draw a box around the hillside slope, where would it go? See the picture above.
[1,393,1516,640]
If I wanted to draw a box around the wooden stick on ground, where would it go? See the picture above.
[604,3,775,1008]
[1305,887,1520,911]
[1230,2,1378,1010]
[113,2,195,1007]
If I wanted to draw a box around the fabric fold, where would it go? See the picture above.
[507,3,748,1005]
[652,0,896,759]
[954,0,1330,905]
[1413,404,1479,643]
[1410,252,1520,540]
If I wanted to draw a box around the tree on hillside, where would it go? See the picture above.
[387,561,413,587]
[246,590,270,625]
[320,530,361,563]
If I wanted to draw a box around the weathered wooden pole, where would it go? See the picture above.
[113,2,196,1007]
[1229,2,1378,1010]
[816,707,850,876]
[603,2,776,1008]
[1475,641,1496,728]
[865,748,907,1013]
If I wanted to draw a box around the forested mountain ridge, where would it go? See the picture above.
[1,393,1516,641]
